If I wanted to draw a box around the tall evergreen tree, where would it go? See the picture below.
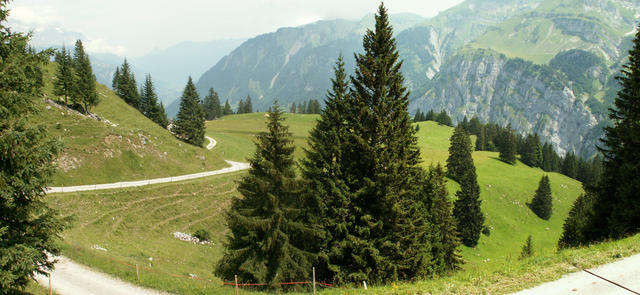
[237,98,245,114]
[0,7,69,291]
[202,88,222,120]
[112,66,120,89]
[436,110,453,126]
[521,133,542,167]
[72,40,99,113]
[140,74,156,117]
[558,191,596,248]
[468,116,483,136]
[447,125,475,182]
[475,126,487,151]
[244,95,253,113]
[562,152,578,179]
[53,47,75,105]
[215,102,312,289]
[114,59,140,109]
[223,99,233,115]
[172,77,205,146]
[498,126,517,165]
[425,109,436,121]
[528,175,553,220]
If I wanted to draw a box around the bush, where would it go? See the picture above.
[193,229,211,242]
[520,235,534,259]
[482,225,491,236]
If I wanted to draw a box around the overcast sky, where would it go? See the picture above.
[7,0,463,57]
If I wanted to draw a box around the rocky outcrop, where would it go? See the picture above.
[411,49,601,156]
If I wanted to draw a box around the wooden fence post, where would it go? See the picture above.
[136,264,140,282]
[312,267,316,294]
[235,274,239,295]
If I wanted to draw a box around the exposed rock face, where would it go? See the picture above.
[411,49,601,156]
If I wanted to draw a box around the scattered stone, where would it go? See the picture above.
[91,245,107,252]
[172,231,212,245]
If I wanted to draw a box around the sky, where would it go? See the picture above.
[7,0,464,57]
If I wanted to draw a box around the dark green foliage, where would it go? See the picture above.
[550,49,605,95]
[452,143,484,247]
[498,126,517,165]
[468,116,483,136]
[436,110,453,126]
[193,229,211,242]
[141,75,168,128]
[542,142,561,172]
[222,99,233,115]
[113,59,140,109]
[289,102,296,113]
[112,67,119,89]
[521,133,543,168]
[558,191,596,248]
[294,99,322,114]
[215,102,313,289]
[202,88,222,120]
[562,152,578,179]
[236,95,253,114]
[425,109,436,121]
[520,235,534,259]
[475,126,487,151]
[72,40,99,113]
[53,46,75,105]
[0,7,69,291]
[528,176,553,220]
[482,226,491,236]
[446,125,474,183]
[172,77,205,146]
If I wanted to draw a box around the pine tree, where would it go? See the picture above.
[53,47,75,105]
[140,74,155,117]
[244,95,253,113]
[172,77,205,146]
[475,126,487,151]
[223,99,233,115]
[468,116,483,135]
[215,102,313,289]
[0,7,69,291]
[290,102,296,113]
[436,110,453,126]
[562,152,578,179]
[425,109,436,121]
[498,126,517,165]
[520,235,534,259]
[203,88,221,120]
[446,125,475,182]
[300,56,352,282]
[558,191,596,248]
[521,134,542,167]
[237,98,245,114]
[115,59,140,109]
[452,137,484,247]
[112,66,120,89]
[528,175,553,220]
[72,40,99,113]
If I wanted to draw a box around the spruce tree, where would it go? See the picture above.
[300,56,351,282]
[520,235,534,259]
[0,7,69,291]
[223,99,233,115]
[521,134,542,167]
[203,88,221,120]
[152,102,169,129]
[498,126,517,165]
[452,133,484,247]
[172,77,205,146]
[562,152,578,179]
[244,95,253,113]
[72,40,99,113]
[112,66,120,89]
[528,175,553,220]
[558,192,596,248]
[425,109,436,121]
[475,126,487,151]
[115,59,140,109]
[53,47,75,105]
[446,125,474,182]
[140,74,156,117]
[215,102,313,289]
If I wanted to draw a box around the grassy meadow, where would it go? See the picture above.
[44,113,640,294]
[38,63,228,186]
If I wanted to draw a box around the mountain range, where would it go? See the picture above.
[195,0,639,157]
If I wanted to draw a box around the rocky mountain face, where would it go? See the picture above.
[197,0,639,157]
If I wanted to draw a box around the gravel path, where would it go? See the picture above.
[205,135,217,150]
[512,253,640,295]
[35,256,165,295]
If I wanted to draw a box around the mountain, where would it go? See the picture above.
[196,0,640,157]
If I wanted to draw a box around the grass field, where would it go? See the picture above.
[37,63,228,186]
[44,113,640,294]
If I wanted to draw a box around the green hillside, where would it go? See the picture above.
[38,63,228,186]
[40,114,637,294]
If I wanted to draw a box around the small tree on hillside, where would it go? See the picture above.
[0,7,70,291]
[53,46,75,105]
[528,175,553,220]
[498,126,517,165]
[203,88,222,120]
[558,191,596,248]
[520,235,534,259]
[72,40,99,113]
[222,99,233,115]
[447,125,474,182]
[172,77,205,146]
[114,59,140,109]
[215,102,312,289]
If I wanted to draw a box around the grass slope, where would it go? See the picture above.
[38,63,227,186]
[46,114,639,294]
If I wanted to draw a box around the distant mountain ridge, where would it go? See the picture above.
[196,0,640,157]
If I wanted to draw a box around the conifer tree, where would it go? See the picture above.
[0,7,69,291]
[72,40,99,113]
[541,142,558,172]
[520,235,534,259]
[425,109,436,121]
[447,125,474,182]
[528,175,553,220]
[436,110,453,126]
[223,99,233,115]
[562,152,578,179]
[203,88,221,120]
[112,66,120,89]
[237,99,245,114]
[244,95,253,113]
[468,116,483,135]
[53,47,75,105]
[115,59,140,109]
[558,192,596,248]
[172,77,205,146]
[498,126,517,164]
[290,102,296,113]
[452,135,484,247]
[215,102,313,289]
[140,74,156,117]
[521,134,542,167]
[475,126,487,151]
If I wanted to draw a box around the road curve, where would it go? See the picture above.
[205,135,217,150]
[35,256,165,295]
[511,253,640,295]
[46,160,250,193]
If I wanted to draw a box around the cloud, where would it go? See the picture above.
[9,6,59,26]
[84,38,127,55]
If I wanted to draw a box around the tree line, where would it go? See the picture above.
[216,4,463,289]
[414,109,453,126]
[53,40,100,113]
[290,99,322,114]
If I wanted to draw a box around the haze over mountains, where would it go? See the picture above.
[24,0,640,157]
